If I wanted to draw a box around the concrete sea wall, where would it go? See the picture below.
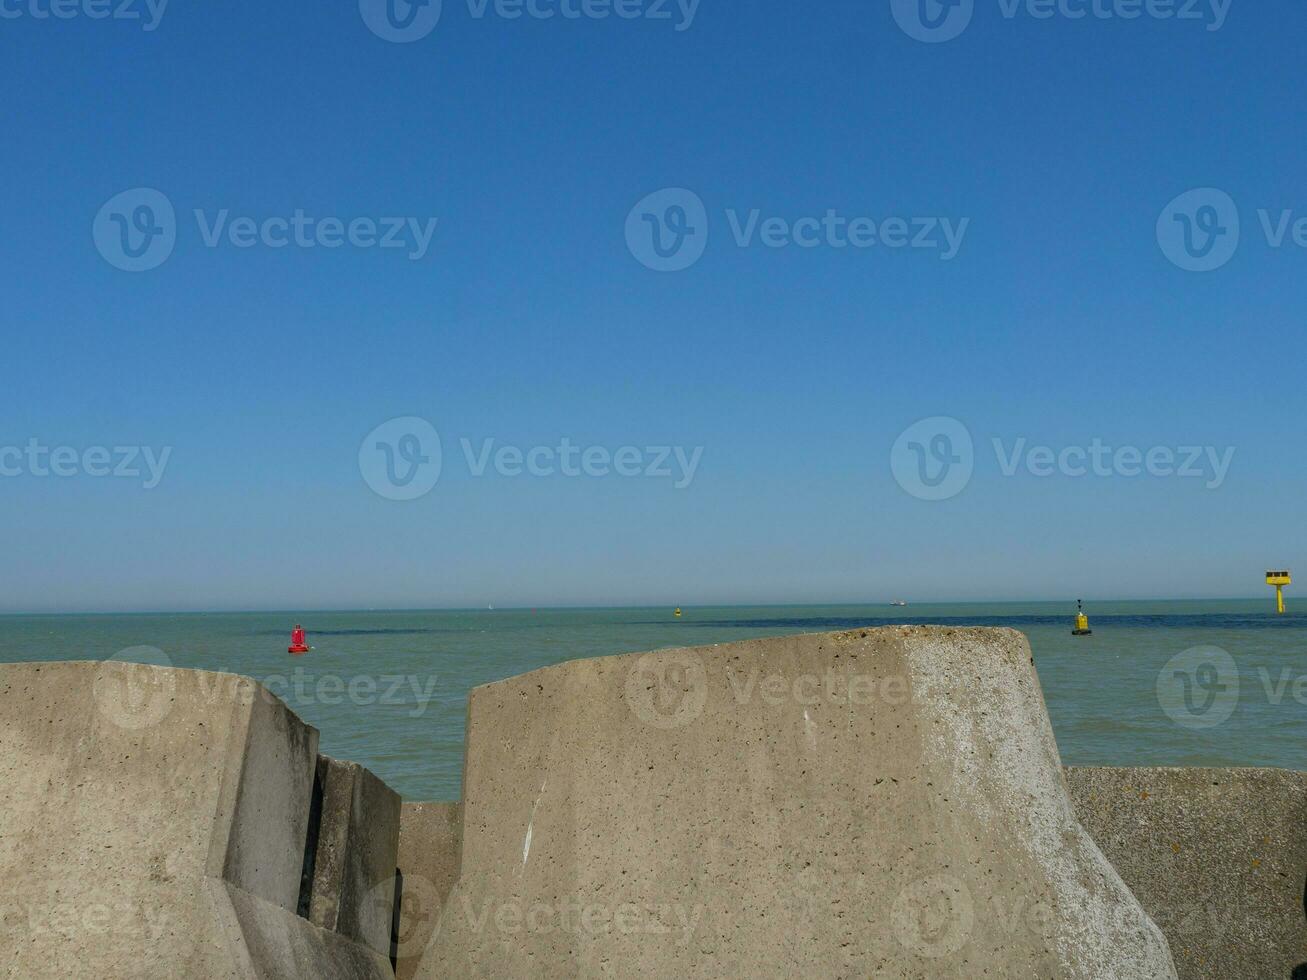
[412,627,1175,978]
[398,766,1307,979]
[0,661,400,979]
[1066,766,1307,980]
[3,629,1304,977]
[394,802,463,980]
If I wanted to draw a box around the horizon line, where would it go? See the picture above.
[0,595,1289,617]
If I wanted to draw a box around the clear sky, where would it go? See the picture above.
[2,0,1305,612]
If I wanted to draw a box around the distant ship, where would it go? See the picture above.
[890,600,908,607]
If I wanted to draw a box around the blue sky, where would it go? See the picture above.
[2,0,1305,612]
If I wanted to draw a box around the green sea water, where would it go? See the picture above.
[2,601,1303,801]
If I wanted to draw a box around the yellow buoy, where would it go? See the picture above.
[1072,599,1092,636]
[1266,570,1291,614]
[674,607,682,618]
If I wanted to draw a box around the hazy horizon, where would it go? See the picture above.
[1,593,1294,617]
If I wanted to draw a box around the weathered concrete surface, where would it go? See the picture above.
[394,802,463,980]
[422,627,1177,978]
[0,660,397,980]
[1067,766,1307,980]
[309,756,402,960]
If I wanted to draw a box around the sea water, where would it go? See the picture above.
[1,600,1302,800]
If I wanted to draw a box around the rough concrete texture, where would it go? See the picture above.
[394,802,463,980]
[1067,766,1307,980]
[0,660,397,979]
[420,627,1177,979]
[308,756,402,960]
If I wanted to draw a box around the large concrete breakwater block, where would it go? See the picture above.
[1067,767,1307,980]
[0,661,400,980]
[420,627,1177,978]
[394,802,464,980]
[308,757,403,961]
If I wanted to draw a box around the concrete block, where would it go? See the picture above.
[423,627,1177,978]
[0,660,398,980]
[308,756,403,961]
[394,802,463,980]
[1067,766,1307,980]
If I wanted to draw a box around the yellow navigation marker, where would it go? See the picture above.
[674,607,682,618]
[1072,599,1092,636]
[1266,570,1291,614]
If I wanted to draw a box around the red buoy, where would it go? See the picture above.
[288,625,309,655]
